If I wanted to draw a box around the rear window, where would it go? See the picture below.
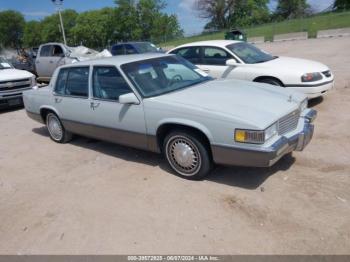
[40,45,51,57]
[54,67,89,98]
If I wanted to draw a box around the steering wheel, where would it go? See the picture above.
[168,74,183,87]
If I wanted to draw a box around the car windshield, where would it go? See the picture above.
[226,42,276,64]
[0,57,13,69]
[133,42,159,53]
[121,56,212,98]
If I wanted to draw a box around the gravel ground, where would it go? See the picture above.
[0,37,349,255]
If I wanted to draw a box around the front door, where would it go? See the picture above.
[197,46,246,80]
[88,66,148,150]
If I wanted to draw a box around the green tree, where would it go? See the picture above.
[275,0,310,19]
[22,21,42,47]
[40,9,78,45]
[71,8,115,49]
[0,10,25,48]
[114,0,142,41]
[333,0,350,11]
[151,14,183,43]
[228,0,270,28]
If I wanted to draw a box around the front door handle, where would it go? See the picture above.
[90,102,100,110]
[55,97,62,103]
[202,69,210,73]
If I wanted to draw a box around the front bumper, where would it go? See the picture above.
[0,93,26,109]
[211,109,316,167]
[286,80,334,99]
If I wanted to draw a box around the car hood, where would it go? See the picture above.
[149,79,305,129]
[0,68,34,81]
[262,56,329,73]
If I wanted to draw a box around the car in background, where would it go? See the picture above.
[168,40,334,99]
[0,56,37,109]
[111,42,163,56]
[23,54,316,180]
[11,47,38,75]
[35,43,112,82]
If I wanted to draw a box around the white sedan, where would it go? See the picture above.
[168,40,334,99]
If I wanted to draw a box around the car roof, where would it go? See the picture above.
[175,40,242,49]
[61,53,172,68]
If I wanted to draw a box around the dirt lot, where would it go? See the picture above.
[0,37,350,255]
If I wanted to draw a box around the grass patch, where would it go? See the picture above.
[161,11,350,47]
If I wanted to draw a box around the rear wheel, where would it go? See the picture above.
[46,112,72,143]
[163,131,212,180]
[256,78,283,86]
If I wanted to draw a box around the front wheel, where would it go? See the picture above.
[46,112,72,143]
[163,131,212,180]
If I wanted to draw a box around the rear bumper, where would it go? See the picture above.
[286,80,334,99]
[211,109,316,167]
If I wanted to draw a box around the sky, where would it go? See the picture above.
[0,0,334,36]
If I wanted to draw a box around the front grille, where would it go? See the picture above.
[278,110,300,135]
[0,78,31,92]
[245,131,265,144]
[322,70,332,78]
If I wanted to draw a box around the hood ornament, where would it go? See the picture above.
[288,95,293,103]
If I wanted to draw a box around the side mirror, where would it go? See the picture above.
[119,93,140,105]
[226,59,238,66]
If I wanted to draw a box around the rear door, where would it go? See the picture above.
[36,45,52,78]
[53,66,92,135]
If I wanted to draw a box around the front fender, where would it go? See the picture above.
[156,118,214,142]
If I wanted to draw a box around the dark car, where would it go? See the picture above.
[111,42,163,56]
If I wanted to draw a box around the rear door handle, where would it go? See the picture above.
[90,102,100,110]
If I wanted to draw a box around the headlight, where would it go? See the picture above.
[235,123,278,144]
[30,76,37,88]
[301,72,322,82]
[299,98,308,112]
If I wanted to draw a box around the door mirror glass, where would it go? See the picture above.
[119,93,140,105]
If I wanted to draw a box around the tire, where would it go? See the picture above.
[46,112,72,143]
[257,78,283,86]
[163,131,213,180]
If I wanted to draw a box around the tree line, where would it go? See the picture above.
[197,0,348,31]
[0,0,183,50]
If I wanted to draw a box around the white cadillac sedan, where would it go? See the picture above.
[168,40,334,99]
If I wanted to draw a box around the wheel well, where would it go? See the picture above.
[254,76,284,86]
[156,124,212,156]
[40,108,54,123]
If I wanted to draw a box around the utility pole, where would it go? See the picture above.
[51,0,67,45]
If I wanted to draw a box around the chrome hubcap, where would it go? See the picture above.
[47,115,63,141]
[167,136,201,176]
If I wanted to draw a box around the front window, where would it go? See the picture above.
[0,57,13,69]
[226,42,276,64]
[133,42,158,53]
[92,66,132,101]
[121,56,212,98]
